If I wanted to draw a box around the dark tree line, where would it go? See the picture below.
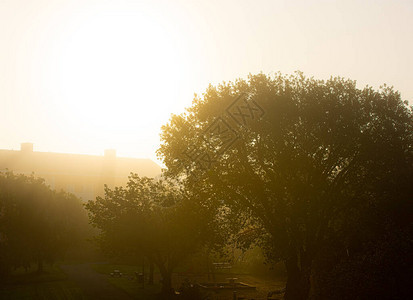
[0,172,88,277]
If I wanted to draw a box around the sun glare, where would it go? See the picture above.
[42,7,190,154]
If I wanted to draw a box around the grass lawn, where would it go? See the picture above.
[91,263,162,299]
[91,262,286,299]
[0,264,86,300]
[1,262,285,300]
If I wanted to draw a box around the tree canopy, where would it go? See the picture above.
[0,172,87,276]
[85,174,224,295]
[157,72,413,299]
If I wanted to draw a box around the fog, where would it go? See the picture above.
[0,1,412,299]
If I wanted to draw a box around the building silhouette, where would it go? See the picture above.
[0,143,161,201]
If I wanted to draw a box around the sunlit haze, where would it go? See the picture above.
[1,0,412,163]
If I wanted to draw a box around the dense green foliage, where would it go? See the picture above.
[85,174,224,295]
[157,72,413,299]
[0,172,87,277]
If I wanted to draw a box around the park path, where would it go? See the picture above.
[60,263,133,300]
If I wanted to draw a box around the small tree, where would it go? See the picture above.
[0,172,86,275]
[86,174,219,295]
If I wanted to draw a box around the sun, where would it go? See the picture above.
[42,6,191,156]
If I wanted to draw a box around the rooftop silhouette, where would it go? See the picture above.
[0,143,161,201]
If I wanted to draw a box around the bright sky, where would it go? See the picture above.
[1,0,412,163]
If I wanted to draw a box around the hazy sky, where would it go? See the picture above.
[1,0,412,163]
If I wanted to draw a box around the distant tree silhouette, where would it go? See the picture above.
[86,174,221,296]
[0,172,86,276]
[157,72,413,299]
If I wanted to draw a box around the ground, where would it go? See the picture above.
[0,264,85,299]
[60,263,133,299]
[0,263,286,299]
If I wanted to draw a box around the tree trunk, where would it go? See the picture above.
[206,253,211,281]
[148,260,154,285]
[159,267,173,295]
[206,252,215,282]
[284,253,312,300]
[37,259,43,273]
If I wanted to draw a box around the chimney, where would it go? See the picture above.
[21,143,33,153]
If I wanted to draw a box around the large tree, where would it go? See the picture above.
[157,72,413,299]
